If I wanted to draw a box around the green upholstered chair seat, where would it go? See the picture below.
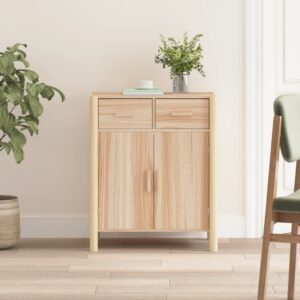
[274,94,300,162]
[273,189,300,212]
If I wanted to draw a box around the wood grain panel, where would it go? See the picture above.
[98,132,153,230]
[156,99,209,129]
[154,132,209,230]
[99,99,152,129]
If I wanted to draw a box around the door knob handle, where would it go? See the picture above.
[114,112,134,118]
[146,169,152,193]
[170,112,194,117]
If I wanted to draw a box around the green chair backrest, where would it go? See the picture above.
[274,94,300,162]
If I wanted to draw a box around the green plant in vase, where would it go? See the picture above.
[0,43,64,163]
[0,43,64,249]
[155,32,205,92]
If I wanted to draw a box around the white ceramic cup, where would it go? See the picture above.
[139,80,154,89]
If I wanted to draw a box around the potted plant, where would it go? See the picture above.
[0,43,64,249]
[154,32,205,92]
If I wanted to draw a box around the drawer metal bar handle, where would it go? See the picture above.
[146,169,152,193]
[170,112,194,117]
[114,112,134,118]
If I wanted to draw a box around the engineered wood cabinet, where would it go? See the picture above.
[90,93,216,252]
[98,131,153,230]
[154,131,209,230]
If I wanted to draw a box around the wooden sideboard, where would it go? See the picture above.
[90,92,217,251]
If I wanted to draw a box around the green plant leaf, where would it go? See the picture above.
[27,94,43,118]
[24,116,39,134]
[41,85,55,100]
[22,70,39,82]
[16,70,25,86]
[9,128,26,163]
[14,49,26,60]
[7,43,27,52]
[49,86,65,101]
[20,60,29,68]
[9,141,24,163]
[3,74,18,84]
[27,82,45,96]
[0,141,11,154]
[20,101,28,114]
[0,104,9,126]
[0,52,15,75]
[5,86,22,104]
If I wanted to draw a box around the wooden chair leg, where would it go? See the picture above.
[288,223,299,300]
[258,116,281,299]
[258,233,272,300]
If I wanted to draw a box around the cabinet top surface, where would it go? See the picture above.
[92,92,214,99]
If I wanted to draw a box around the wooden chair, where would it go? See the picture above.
[258,94,300,300]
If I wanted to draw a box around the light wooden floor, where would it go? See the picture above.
[0,238,299,300]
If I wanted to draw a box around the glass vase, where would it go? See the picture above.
[172,73,189,93]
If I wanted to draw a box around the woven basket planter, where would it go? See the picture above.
[0,195,20,249]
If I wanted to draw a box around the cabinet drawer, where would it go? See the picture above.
[155,99,209,129]
[99,99,152,129]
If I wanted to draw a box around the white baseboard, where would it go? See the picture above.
[21,215,89,238]
[21,215,246,238]
[217,215,246,238]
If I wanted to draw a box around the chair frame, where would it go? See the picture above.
[258,116,300,300]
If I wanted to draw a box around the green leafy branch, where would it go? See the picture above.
[0,43,65,163]
[154,32,205,77]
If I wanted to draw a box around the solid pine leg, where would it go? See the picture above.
[90,96,99,252]
[90,229,98,252]
[209,229,217,252]
[288,223,298,300]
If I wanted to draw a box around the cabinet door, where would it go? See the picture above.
[154,132,209,230]
[99,132,153,230]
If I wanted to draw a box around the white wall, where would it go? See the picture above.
[0,0,244,238]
